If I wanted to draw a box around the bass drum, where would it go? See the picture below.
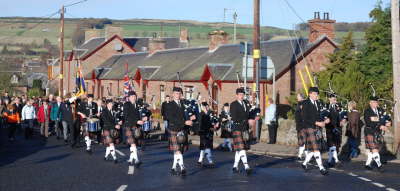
[87,118,100,132]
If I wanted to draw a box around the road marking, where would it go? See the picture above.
[372,182,385,188]
[358,177,372,182]
[348,172,358,177]
[116,185,127,191]
[116,149,126,157]
[386,188,398,191]
[128,165,134,175]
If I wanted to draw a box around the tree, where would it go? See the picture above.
[1,45,8,54]
[358,3,392,101]
[317,32,369,110]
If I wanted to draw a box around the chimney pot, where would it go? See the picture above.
[208,30,229,51]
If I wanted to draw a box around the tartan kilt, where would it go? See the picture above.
[326,128,342,148]
[297,129,306,147]
[365,134,381,151]
[304,128,321,151]
[168,130,188,153]
[232,130,250,151]
[124,126,141,145]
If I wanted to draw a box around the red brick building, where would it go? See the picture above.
[61,13,338,114]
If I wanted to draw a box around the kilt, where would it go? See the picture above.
[232,130,250,151]
[297,129,306,147]
[304,128,321,151]
[124,126,142,145]
[199,133,213,150]
[365,134,381,151]
[102,128,120,145]
[220,122,232,138]
[168,130,188,153]
[326,128,342,148]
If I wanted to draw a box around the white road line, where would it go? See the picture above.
[358,177,372,182]
[371,182,385,188]
[128,165,134,175]
[116,185,127,191]
[115,149,126,157]
[348,172,358,177]
[386,188,398,191]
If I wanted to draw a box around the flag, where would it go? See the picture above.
[123,63,132,97]
[75,60,86,97]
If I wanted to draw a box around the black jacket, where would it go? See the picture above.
[78,101,98,117]
[294,101,304,131]
[199,111,213,136]
[161,101,169,120]
[123,101,140,128]
[301,99,322,129]
[59,102,73,123]
[229,100,250,131]
[101,107,117,130]
[364,107,382,135]
[326,103,340,129]
[165,100,186,132]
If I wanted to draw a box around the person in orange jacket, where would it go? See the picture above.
[4,104,20,141]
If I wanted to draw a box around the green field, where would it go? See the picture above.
[0,17,365,50]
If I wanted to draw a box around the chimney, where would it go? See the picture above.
[104,25,123,41]
[208,30,229,51]
[179,28,189,48]
[308,12,335,43]
[84,29,100,42]
[148,36,166,54]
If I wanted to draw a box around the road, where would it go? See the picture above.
[0,130,399,191]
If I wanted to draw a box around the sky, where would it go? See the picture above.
[0,0,391,29]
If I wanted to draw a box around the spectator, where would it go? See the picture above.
[21,99,36,139]
[51,96,63,140]
[2,92,10,102]
[265,98,277,144]
[3,104,20,141]
[0,99,6,129]
[346,101,362,158]
[38,99,51,138]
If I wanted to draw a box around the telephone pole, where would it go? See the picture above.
[253,0,261,141]
[233,12,238,44]
[391,0,400,158]
[59,5,65,96]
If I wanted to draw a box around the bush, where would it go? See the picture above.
[27,88,43,97]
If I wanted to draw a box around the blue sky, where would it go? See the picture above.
[0,0,391,29]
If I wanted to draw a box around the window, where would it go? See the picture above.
[160,85,165,103]
[184,86,194,100]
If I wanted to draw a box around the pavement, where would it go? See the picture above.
[0,128,399,191]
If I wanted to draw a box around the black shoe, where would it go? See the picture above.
[64,140,68,145]
[297,157,303,161]
[245,168,252,175]
[104,157,108,161]
[320,168,328,175]
[86,149,92,154]
[197,161,204,167]
[301,164,308,171]
[377,165,384,173]
[365,165,373,170]
[232,167,239,173]
[128,161,134,166]
[180,168,186,176]
[170,168,177,176]
[208,163,215,168]
[135,161,142,168]
[114,159,118,164]
[335,161,342,168]
[56,136,60,140]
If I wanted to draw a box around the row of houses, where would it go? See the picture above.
[53,12,338,113]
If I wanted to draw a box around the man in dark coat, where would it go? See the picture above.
[301,87,329,175]
[295,93,306,160]
[325,94,345,167]
[197,102,217,167]
[77,94,98,153]
[230,87,252,175]
[101,99,121,163]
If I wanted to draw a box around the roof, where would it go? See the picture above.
[93,36,336,82]
[69,36,180,60]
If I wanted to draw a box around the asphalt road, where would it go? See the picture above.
[0,129,399,191]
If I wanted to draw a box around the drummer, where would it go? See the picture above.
[77,94,99,154]
[101,99,121,163]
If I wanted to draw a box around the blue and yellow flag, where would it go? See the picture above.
[75,61,86,97]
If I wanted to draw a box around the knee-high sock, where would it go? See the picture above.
[233,151,240,168]
[303,151,314,166]
[110,145,117,160]
[85,136,91,150]
[172,154,178,169]
[366,151,373,166]
[332,147,339,163]
[129,146,138,162]
[177,154,185,169]
[372,152,382,167]
[198,150,205,162]
[239,150,249,169]
[314,152,325,170]
[105,146,110,158]
[205,148,213,163]
[298,145,305,158]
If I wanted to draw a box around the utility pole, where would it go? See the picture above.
[391,0,400,158]
[233,12,238,44]
[253,0,261,142]
[59,5,65,96]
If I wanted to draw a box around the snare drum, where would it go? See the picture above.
[87,118,100,132]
